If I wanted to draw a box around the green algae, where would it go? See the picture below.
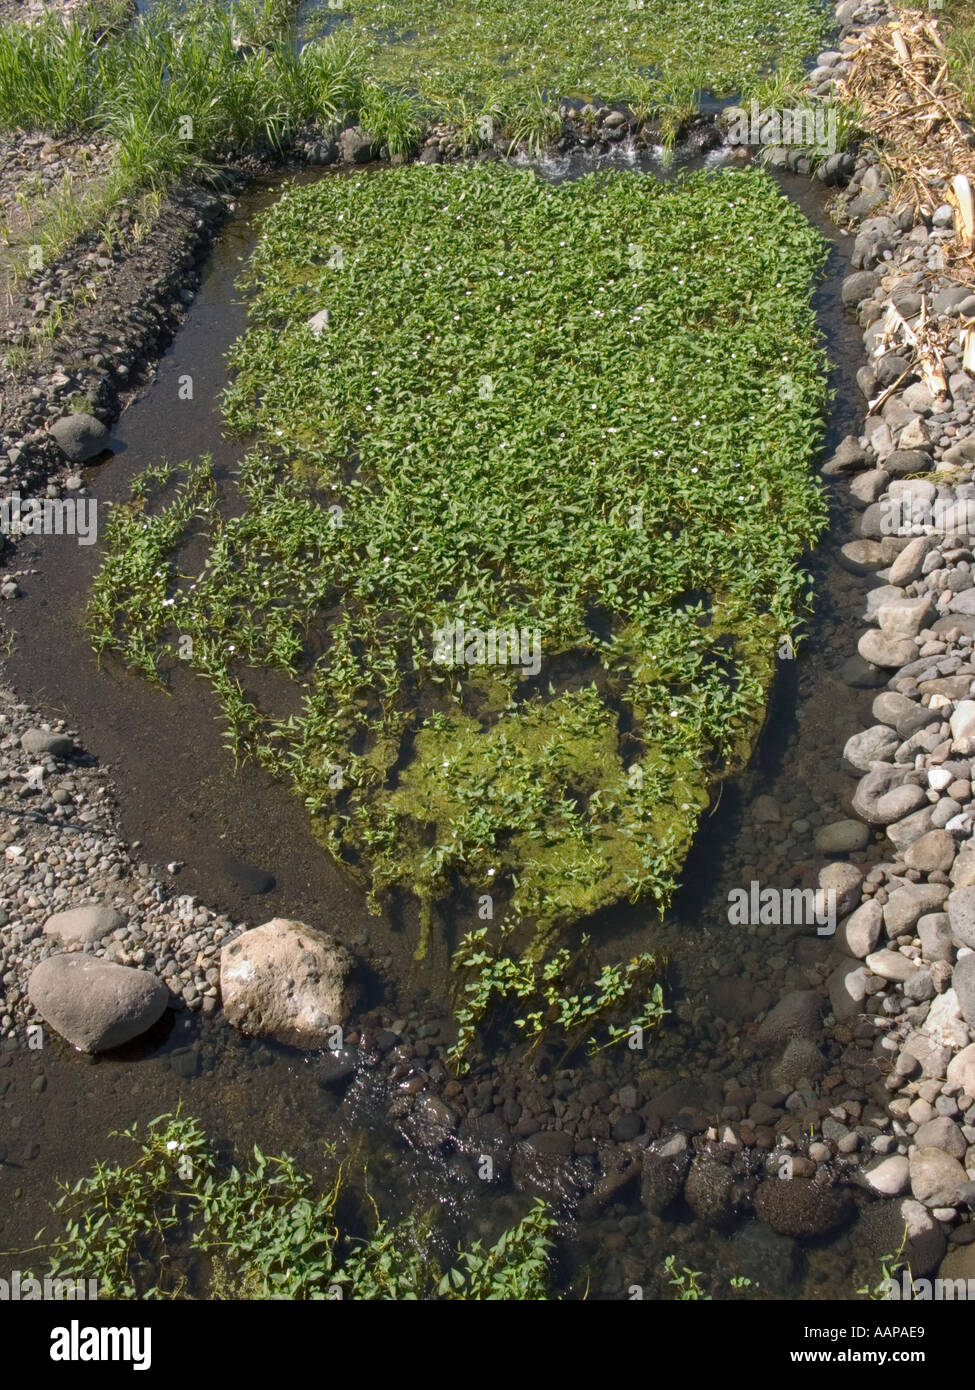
[88,162,830,975]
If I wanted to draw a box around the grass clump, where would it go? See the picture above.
[0,0,834,259]
[17,1112,557,1300]
[89,161,830,978]
[0,2,368,264]
[0,15,99,133]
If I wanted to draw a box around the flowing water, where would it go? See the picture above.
[0,146,887,1299]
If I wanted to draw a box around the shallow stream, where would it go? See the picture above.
[0,146,891,1299]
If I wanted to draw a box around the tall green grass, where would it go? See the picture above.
[0,3,370,157]
[0,16,100,132]
[0,3,370,258]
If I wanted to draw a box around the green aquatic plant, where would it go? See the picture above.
[15,1112,558,1300]
[449,924,666,1072]
[435,1202,555,1299]
[664,1255,711,1300]
[661,1257,755,1299]
[857,1228,912,1301]
[87,458,215,681]
[338,0,829,122]
[89,162,830,983]
[0,0,831,264]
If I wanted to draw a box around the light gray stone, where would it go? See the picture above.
[947,1042,975,1096]
[864,1155,910,1196]
[858,629,918,669]
[914,1115,966,1159]
[220,918,357,1048]
[43,904,125,945]
[28,955,168,1053]
[819,862,863,918]
[919,912,954,963]
[842,724,900,772]
[828,959,870,1021]
[909,1147,975,1207]
[952,951,975,1029]
[865,948,920,983]
[20,728,74,758]
[948,887,975,950]
[884,884,945,939]
[888,536,934,586]
[877,595,936,639]
[815,820,871,854]
[841,899,884,959]
[904,830,957,875]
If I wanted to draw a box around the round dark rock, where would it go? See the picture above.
[753,1178,854,1238]
[49,412,110,463]
[315,1047,358,1087]
[684,1156,738,1230]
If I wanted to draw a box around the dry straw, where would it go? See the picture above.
[841,11,975,281]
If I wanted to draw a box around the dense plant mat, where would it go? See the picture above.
[89,162,829,959]
[327,0,829,116]
[0,0,833,265]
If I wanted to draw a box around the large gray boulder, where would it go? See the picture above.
[909,1146,975,1208]
[857,629,917,669]
[49,412,109,463]
[28,955,168,1052]
[337,126,376,163]
[220,918,357,1048]
[20,728,74,758]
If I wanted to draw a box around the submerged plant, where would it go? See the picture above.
[663,1256,711,1300]
[857,1228,912,1301]
[339,0,829,129]
[449,924,666,1072]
